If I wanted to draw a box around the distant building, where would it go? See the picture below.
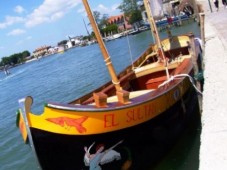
[138,0,194,24]
[65,36,81,49]
[107,14,132,31]
[33,45,51,58]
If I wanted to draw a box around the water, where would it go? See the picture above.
[0,22,201,170]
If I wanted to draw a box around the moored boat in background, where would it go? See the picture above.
[16,0,203,169]
[57,46,65,53]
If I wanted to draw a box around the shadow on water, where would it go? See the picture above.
[150,104,202,170]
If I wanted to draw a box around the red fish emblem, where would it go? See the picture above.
[46,116,88,133]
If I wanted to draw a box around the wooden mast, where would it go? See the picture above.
[143,0,170,79]
[82,0,121,91]
[143,0,158,47]
[82,0,129,104]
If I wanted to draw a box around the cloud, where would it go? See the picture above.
[50,11,64,21]
[14,5,25,14]
[96,4,109,13]
[94,3,121,15]
[25,0,81,27]
[77,3,121,18]
[111,3,120,11]
[7,29,26,36]
[77,7,85,14]
[77,7,87,17]
[0,16,25,29]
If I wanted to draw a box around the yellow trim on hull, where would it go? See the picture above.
[24,78,190,135]
[18,113,28,142]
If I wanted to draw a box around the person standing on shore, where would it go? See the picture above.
[213,0,219,11]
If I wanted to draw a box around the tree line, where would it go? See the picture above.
[0,51,30,67]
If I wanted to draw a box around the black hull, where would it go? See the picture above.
[30,87,200,170]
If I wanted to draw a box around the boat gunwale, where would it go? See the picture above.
[46,76,187,112]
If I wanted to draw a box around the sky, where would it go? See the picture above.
[0,0,122,58]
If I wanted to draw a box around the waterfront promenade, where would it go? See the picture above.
[197,0,227,170]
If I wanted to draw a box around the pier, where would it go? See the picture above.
[198,0,227,169]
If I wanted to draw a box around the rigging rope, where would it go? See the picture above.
[126,33,134,69]
[158,74,203,96]
[123,15,134,70]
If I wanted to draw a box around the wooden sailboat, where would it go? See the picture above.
[16,0,202,169]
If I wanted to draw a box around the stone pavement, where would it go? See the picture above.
[196,0,227,170]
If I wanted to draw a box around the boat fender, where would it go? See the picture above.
[194,71,204,82]
[16,110,20,127]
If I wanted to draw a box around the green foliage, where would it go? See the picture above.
[90,32,96,39]
[58,40,67,46]
[22,51,30,58]
[93,11,101,24]
[118,0,142,26]
[0,50,31,66]
[118,0,138,16]
[91,11,114,37]
[93,11,109,30]
[128,9,142,25]
[102,24,118,35]
[1,57,11,66]
[82,36,88,40]
[99,14,109,28]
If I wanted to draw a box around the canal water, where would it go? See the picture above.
[0,21,201,170]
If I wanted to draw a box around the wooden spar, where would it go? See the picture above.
[143,0,165,60]
[82,0,122,92]
[143,0,170,79]
[143,0,157,44]
[82,0,129,104]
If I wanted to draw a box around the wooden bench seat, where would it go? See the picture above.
[134,55,191,78]
[89,89,154,105]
